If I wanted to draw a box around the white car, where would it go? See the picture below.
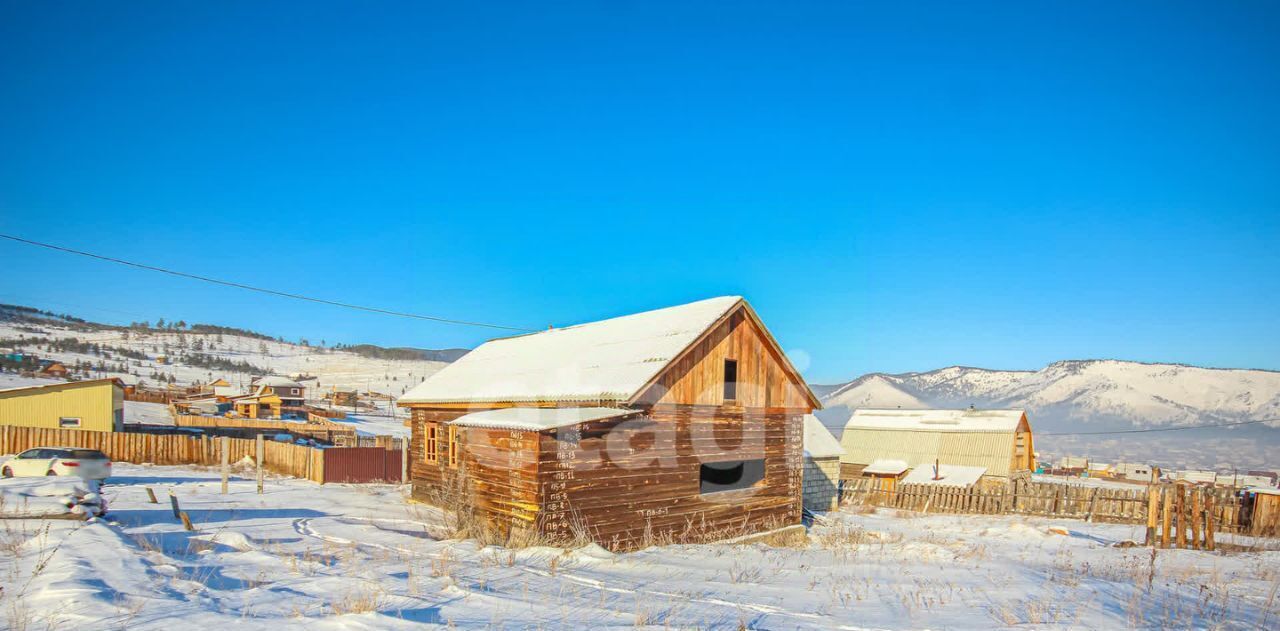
[1,447,113,482]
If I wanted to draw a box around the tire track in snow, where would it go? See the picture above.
[292,516,872,630]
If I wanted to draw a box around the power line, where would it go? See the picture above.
[0,233,536,332]
[1040,417,1278,436]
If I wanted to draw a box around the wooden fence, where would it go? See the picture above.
[1,425,325,483]
[169,411,357,443]
[841,477,1251,544]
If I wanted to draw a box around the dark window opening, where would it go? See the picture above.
[699,459,765,494]
[723,359,738,401]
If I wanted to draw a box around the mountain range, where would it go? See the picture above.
[814,360,1280,471]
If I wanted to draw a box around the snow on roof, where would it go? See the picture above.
[845,408,1026,433]
[863,459,910,475]
[803,414,844,458]
[400,296,744,404]
[447,407,639,432]
[256,376,303,388]
[902,464,988,487]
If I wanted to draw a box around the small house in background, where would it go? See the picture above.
[1246,471,1280,488]
[231,391,283,419]
[205,378,240,398]
[39,362,70,379]
[399,296,821,550]
[856,458,910,502]
[0,378,124,432]
[801,415,844,512]
[839,408,1035,491]
[1176,469,1218,485]
[328,388,359,408]
[1087,462,1114,478]
[1057,456,1089,474]
[1113,462,1159,483]
[246,376,306,417]
[155,355,168,365]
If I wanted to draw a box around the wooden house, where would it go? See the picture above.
[397,296,821,550]
[839,408,1035,491]
[39,362,70,379]
[231,392,283,419]
[0,378,124,432]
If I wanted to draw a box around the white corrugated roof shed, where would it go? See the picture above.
[902,464,988,487]
[846,408,1026,432]
[803,414,844,459]
[399,296,743,404]
[447,407,638,432]
[840,408,1030,479]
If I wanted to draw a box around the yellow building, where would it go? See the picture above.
[232,392,283,419]
[0,379,125,432]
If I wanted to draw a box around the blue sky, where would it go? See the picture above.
[1,1,1277,383]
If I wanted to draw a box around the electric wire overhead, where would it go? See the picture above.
[0,233,536,332]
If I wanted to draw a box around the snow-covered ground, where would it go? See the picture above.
[2,463,1277,629]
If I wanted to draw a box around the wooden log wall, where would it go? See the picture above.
[537,407,803,551]
[1,425,324,482]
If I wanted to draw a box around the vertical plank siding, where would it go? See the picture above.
[840,477,1260,542]
[2,424,324,482]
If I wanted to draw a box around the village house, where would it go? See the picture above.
[839,408,1036,491]
[232,376,306,419]
[0,378,125,432]
[38,361,70,379]
[801,415,844,512]
[1112,462,1159,483]
[397,296,821,550]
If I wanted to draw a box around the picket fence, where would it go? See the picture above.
[841,477,1249,542]
[1,425,325,482]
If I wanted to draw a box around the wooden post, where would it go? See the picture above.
[179,511,195,531]
[145,487,158,504]
[1160,486,1172,549]
[1190,488,1202,550]
[1086,487,1100,523]
[1145,486,1159,546]
[220,435,229,495]
[168,490,181,519]
[256,434,265,495]
[1174,485,1187,549]
[1204,492,1216,551]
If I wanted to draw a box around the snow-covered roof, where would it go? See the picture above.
[845,408,1026,433]
[803,415,844,458]
[902,464,988,487]
[256,376,303,388]
[863,459,910,475]
[447,407,639,432]
[400,297,747,404]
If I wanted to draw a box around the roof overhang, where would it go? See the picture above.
[447,407,639,432]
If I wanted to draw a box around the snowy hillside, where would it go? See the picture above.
[0,306,450,398]
[816,360,1280,470]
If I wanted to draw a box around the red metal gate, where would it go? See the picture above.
[322,447,403,483]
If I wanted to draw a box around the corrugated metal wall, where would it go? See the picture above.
[839,428,1016,477]
[0,382,121,432]
[322,447,403,483]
